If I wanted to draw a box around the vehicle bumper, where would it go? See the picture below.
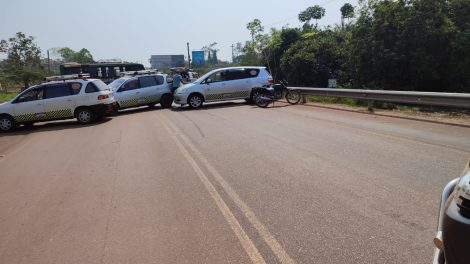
[174,94,189,105]
[89,102,119,116]
[442,200,470,264]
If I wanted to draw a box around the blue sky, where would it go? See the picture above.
[0,0,358,66]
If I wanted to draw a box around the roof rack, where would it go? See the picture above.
[44,74,90,82]
[119,69,159,77]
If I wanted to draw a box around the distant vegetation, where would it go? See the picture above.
[235,0,470,93]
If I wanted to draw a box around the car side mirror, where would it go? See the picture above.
[206,78,212,84]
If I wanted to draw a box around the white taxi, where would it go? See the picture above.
[173,66,273,109]
[0,75,117,132]
[109,71,174,110]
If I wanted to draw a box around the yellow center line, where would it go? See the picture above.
[159,116,267,264]
[161,115,296,264]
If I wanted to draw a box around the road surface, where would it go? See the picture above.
[1,101,469,264]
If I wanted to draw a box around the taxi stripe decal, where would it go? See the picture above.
[206,91,250,101]
[13,108,73,122]
[119,95,161,108]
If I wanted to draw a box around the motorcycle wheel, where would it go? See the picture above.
[286,89,301,104]
[255,92,270,108]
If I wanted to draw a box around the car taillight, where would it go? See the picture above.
[267,78,273,85]
[98,94,109,100]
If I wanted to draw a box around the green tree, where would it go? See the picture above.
[298,5,326,28]
[0,32,45,88]
[246,19,264,43]
[340,3,355,30]
[57,47,94,63]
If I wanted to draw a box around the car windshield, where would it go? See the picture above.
[108,79,126,91]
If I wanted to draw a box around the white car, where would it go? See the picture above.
[109,72,174,109]
[174,66,273,109]
[0,76,117,132]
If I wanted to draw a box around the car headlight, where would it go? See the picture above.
[454,165,470,216]
[176,87,187,94]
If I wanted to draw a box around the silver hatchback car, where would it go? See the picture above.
[173,66,273,109]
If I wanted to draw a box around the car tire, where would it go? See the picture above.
[75,108,94,124]
[249,90,261,104]
[0,115,15,133]
[160,94,174,108]
[188,94,203,109]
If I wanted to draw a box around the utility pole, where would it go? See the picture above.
[231,44,234,63]
[187,42,191,69]
[47,49,51,75]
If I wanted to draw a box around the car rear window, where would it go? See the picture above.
[92,80,110,91]
[85,82,99,93]
[155,75,164,85]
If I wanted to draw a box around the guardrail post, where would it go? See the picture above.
[367,100,375,112]
[302,95,307,104]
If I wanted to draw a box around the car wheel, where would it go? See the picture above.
[188,94,203,109]
[75,108,94,124]
[0,115,15,132]
[160,94,174,108]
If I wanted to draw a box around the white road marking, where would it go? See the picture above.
[162,115,296,264]
[160,117,267,264]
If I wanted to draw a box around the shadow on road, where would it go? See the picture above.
[2,118,112,137]
[171,100,293,112]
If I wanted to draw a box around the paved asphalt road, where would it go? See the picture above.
[1,101,469,264]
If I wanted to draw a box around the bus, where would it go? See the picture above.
[60,63,145,83]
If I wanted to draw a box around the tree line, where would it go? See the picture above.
[0,32,95,90]
[236,0,470,93]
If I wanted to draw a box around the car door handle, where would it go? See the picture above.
[36,103,42,106]
[67,99,73,102]
[136,92,140,94]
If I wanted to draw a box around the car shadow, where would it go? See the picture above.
[2,118,113,136]
[114,105,164,116]
[170,100,293,111]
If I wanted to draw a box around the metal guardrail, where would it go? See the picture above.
[291,87,470,110]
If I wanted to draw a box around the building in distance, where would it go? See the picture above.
[149,55,184,70]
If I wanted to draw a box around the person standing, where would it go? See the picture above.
[172,72,183,93]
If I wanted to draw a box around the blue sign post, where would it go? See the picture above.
[192,51,205,66]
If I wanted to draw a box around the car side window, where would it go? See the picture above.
[85,82,99,93]
[155,75,164,85]
[120,79,140,92]
[139,76,157,88]
[70,82,82,95]
[16,87,44,103]
[245,69,260,78]
[45,83,71,99]
[226,69,245,81]
[206,71,226,83]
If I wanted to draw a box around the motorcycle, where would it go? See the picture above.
[433,161,470,264]
[252,80,302,108]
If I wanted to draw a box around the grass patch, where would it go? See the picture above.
[0,92,18,103]
[305,95,470,116]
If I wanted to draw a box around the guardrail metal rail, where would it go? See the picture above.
[291,87,470,111]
